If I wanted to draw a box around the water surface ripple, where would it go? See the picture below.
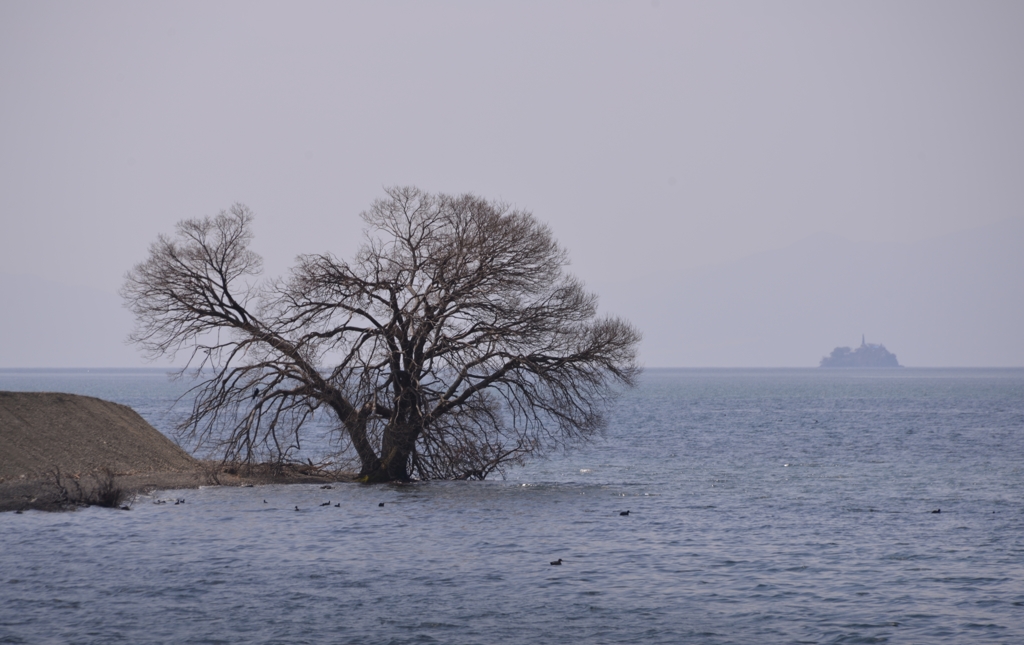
[1,368,1022,644]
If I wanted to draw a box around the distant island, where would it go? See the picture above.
[820,336,901,368]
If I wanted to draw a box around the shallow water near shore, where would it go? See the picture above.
[2,368,1023,644]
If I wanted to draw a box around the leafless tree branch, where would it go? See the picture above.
[122,189,641,482]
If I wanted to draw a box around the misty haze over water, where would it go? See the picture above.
[3,215,1022,368]
[3,3,1024,369]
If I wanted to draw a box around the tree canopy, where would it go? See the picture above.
[122,187,641,482]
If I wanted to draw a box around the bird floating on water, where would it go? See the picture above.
[620,510,630,516]
[931,508,941,513]
[379,502,385,507]
[320,501,330,506]
[550,559,563,566]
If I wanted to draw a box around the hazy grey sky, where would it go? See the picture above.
[2,1,1022,367]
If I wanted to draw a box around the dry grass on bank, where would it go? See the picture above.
[1,461,357,513]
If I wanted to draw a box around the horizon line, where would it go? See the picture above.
[2,365,1023,371]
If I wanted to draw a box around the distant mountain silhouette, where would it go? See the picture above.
[820,335,900,368]
[607,217,1024,367]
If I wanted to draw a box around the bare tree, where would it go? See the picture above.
[122,188,641,482]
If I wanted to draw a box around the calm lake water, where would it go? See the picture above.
[1,368,1023,644]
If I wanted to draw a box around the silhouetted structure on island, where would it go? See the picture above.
[820,335,901,368]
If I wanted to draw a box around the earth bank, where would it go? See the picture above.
[0,391,352,512]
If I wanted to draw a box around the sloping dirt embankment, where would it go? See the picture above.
[0,391,355,512]
[0,391,203,511]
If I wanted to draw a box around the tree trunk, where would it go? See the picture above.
[325,395,381,480]
[375,422,419,482]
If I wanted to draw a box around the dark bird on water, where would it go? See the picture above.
[295,506,300,511]
[550,559,563,566]
[379,502,385,507]
[321,501,331,506]
[620,510,630,516]
[932,508,941,513]
[264,500,267,504]
[335,503,340,508]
